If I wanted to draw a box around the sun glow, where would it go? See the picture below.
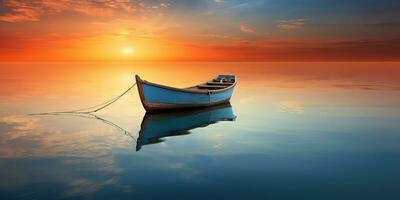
[122,47,134,55]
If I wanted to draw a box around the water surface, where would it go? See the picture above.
[0,62,400,199]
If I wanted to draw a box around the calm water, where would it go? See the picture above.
[0,62,400,200]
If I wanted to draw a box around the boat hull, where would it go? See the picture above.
[136,75,235,112]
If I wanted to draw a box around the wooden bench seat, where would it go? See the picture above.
[207,81,234,85]
[197,84,227,89]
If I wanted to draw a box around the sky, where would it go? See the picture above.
[0,0,400,61]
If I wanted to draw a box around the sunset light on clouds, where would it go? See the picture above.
[1,0,400,61]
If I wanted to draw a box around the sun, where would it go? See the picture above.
[121,47,134,55]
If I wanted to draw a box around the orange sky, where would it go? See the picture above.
[1,0,400,61]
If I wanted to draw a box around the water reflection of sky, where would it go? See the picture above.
[0,62,400,199]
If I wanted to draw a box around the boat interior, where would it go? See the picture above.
[187,75,236,91]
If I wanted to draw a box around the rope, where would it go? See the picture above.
[30,112,137,142]
[30,82,137,115]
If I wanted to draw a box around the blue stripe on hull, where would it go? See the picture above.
[142,83,234,106]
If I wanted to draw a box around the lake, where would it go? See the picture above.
[0,62,400,199]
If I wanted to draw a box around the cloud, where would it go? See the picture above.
[213,0,223,5]
[201,33,234,40]
[277,19,306,30]
[0,0,131,22]
[160,2,171,8]
[41,0,135,15]
[240,25,256,34]
[0,0,171,23]
[178,38,400,61]
[0,1,42,22]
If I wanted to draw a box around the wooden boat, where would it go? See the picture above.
[135,74,236,112]
[136,103,236,151]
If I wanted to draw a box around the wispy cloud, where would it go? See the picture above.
[240,25,256,34]
[277,19,307,30]
[213,0,223,5]
[201,33,234,40]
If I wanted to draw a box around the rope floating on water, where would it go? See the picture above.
[30,82,137,115]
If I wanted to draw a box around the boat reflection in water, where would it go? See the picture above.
[136,103,236,151]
